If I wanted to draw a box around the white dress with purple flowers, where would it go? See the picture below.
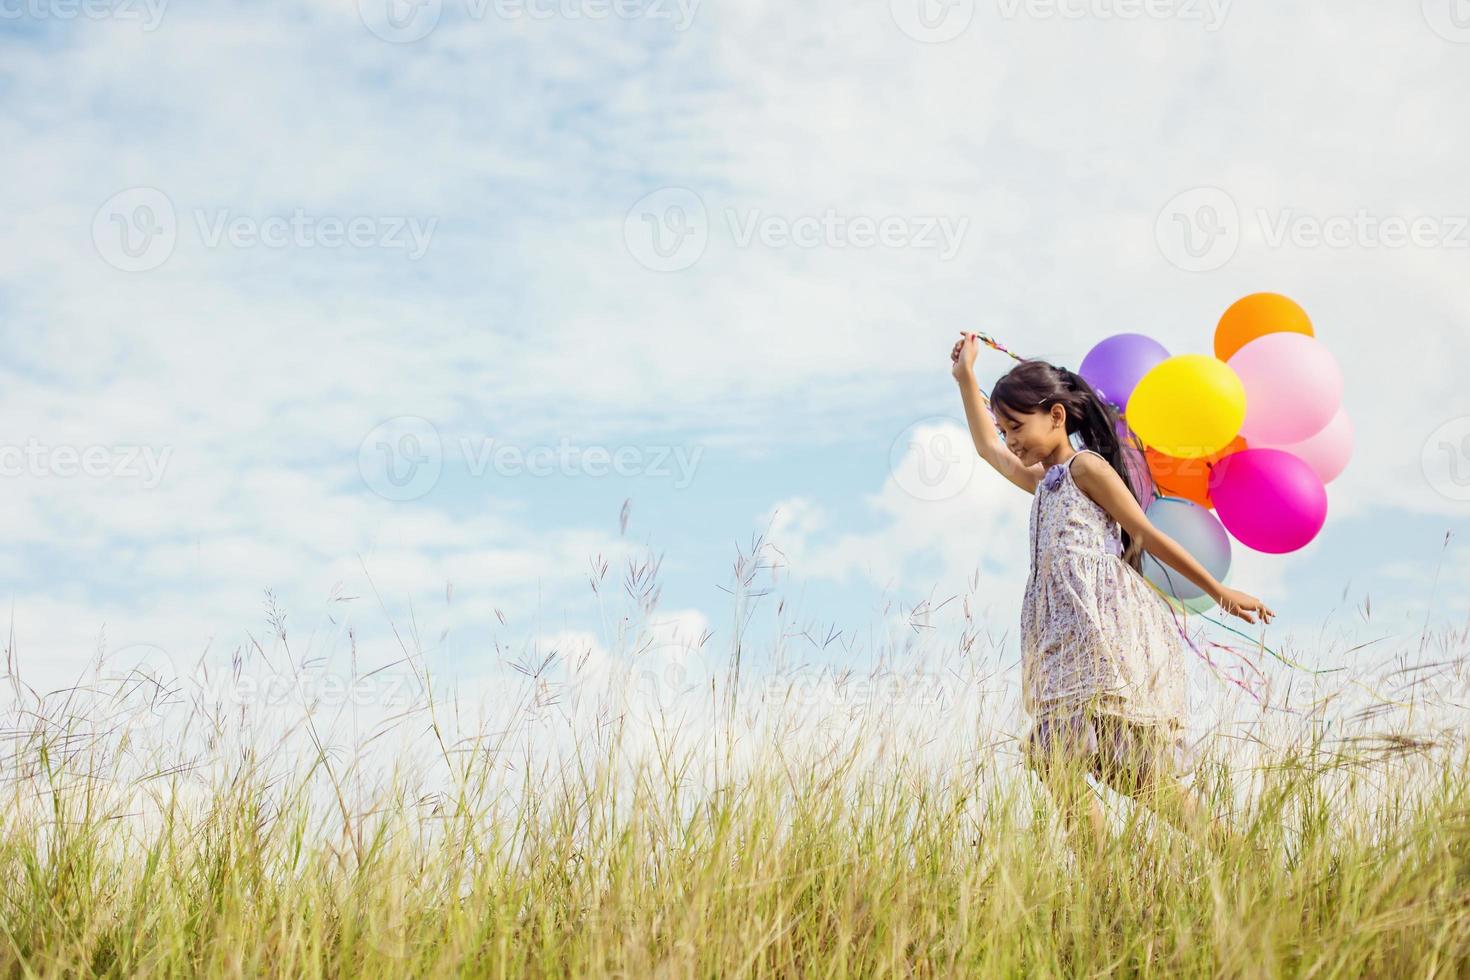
[1020,449,1193,777]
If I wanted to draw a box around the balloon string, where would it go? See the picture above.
[966,331,1025,403]
[969,330,1025,364]
[1192,639,1275,710]
[1147,575,1416,722]
[1145,575,1279,710]
[1143,572,1313,676]
[1192,609,1338,674]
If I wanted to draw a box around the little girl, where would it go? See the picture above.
[950,331,1274,858]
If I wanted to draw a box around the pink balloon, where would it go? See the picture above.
[1256,406,1353,484]
[1210,448,1327,554]
[1228,333,1342,445]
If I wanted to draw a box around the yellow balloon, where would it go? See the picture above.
[1126,354,1246,458]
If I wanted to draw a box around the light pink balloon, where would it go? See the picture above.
[1256,406,1354,484]
[1228,333,1343,445]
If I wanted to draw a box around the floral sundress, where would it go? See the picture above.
[1019,448,1194,784]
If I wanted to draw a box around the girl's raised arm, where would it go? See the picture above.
[951,332,1045,494]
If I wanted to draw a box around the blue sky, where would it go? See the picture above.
[2,0,1468,729]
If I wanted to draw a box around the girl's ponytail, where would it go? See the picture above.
[1058,367,1148,572]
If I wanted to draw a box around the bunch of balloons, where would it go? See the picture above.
[1077,293,1351,613]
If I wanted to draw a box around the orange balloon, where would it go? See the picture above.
[1214,293,1313,362]
[1145,436,1248,508]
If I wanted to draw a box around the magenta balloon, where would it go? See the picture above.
[1229,333,1343,444]
[1257,406,1353,484]
[1210,448,1327,553]
[1080,333,1170,413]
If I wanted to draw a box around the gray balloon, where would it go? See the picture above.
[1141,497,1232,601]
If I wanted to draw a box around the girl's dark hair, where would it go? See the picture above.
[989,358,1150,572]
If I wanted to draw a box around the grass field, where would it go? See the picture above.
[3,550,1468,978]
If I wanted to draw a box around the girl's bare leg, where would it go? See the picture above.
[1031,753,1110,863]
[1098,746,1240,854]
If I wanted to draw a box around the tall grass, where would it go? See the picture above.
[3,535,1468,977]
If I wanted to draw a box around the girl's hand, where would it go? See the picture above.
[1215,586,1275,625]
[951,331,979,382]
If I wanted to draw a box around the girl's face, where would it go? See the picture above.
[995,404,1064,464]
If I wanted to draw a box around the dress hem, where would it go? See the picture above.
[1028,692,1185,732]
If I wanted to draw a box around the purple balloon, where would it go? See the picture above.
[1211,448,1327,554]
[1080,334,1171,413]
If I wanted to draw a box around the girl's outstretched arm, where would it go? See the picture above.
[1070,453,1276,625]
[951,333,1045,494]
